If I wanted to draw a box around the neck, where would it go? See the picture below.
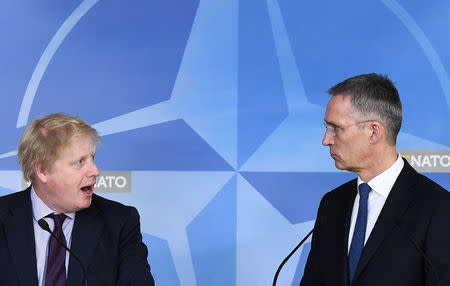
[32,182,62,213]
[357,145,398,182]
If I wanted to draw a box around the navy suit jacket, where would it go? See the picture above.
[0,187,155,286]
[300,159,450,286]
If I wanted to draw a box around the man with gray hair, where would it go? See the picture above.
[0,113,155,285]
[300,74,450,285]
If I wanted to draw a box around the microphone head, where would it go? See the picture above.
[38,218,51,232]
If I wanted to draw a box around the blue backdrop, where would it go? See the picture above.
[0,0,449,285]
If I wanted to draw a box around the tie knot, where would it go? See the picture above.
[359,183,371,198]
[47,213,67,228]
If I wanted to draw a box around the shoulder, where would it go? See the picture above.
[91,193,129,209]
[89,194,140,224]
[0,189,30,210]
[402,160,449,202]
[413,174,450,217]
[315,178,357,215]
[415,173,449,198]
[322,178,357,202]
[0,189,32,227]
[0,188,29,201]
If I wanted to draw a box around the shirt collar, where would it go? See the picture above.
[31,186,75,221]
[357,154,404,198]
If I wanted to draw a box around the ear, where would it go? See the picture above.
[35,162,48,184]
[369,121,384,144]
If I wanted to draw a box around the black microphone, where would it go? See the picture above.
[273,216,326,286]
[394,216,440,286]
[38,218,87,286]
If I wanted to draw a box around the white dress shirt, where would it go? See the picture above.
[347,155,404,253]
[31,187,76,286]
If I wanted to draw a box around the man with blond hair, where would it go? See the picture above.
[0,113,155,285]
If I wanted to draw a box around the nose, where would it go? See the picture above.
[322,129,334,146]
[88,160,100,177]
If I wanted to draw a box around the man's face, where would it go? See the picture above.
[40,136,100,213]
[322,94,371,172]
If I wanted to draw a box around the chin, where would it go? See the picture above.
[77,199,92,211]
[334,161,348,171]
[333,160,344,169]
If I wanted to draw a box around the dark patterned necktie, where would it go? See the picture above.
[348,183,371,283]
[45,213,67,286]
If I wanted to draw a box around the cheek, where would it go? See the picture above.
[53,176,79,194]
[46,175,63,191]
[347,143,367,160]
[337,143,357,161]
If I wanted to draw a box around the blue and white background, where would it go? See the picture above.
[1,0,449,285]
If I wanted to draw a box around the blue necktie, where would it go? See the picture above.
[348,183,371,283]
[45,213,67,286]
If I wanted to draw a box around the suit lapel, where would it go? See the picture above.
[3,188,39,286]
[337,180,357,286]
[353,161,419,281]
[66,199,103,286]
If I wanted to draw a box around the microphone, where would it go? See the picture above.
[394,216,440,286]
[272,216,326,286]
[38,218,87,286]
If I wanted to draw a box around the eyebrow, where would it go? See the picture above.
[324,120,338,127]
[72,152,94,163]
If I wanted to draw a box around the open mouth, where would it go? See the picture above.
[81,184,94,192]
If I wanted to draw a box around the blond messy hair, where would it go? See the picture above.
[18,113,100,182]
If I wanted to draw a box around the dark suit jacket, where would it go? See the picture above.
[0,186,155,286]
[300,159,450,286]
